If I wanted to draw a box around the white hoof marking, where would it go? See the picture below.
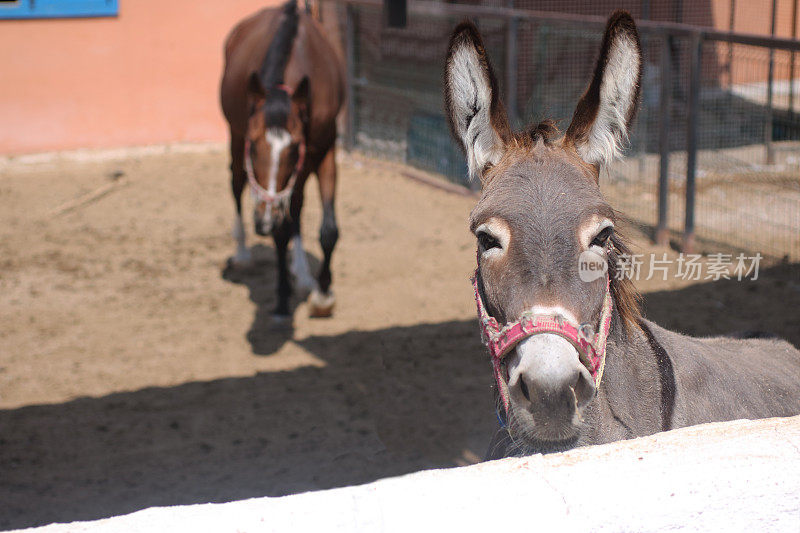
[231,214,253,266]
[233,247,253,265]
[291,235,317,292]
[309,289,335,318]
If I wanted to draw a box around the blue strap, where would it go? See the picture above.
[496,409,506,429]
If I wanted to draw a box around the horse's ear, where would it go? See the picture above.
[248,72,265,96]
[292,76,310,125]
[564,10,642,171]
[444,21,510,183]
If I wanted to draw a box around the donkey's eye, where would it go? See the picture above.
[591,226,613,248]
[477,231,501,251]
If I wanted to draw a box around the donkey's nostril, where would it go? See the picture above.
[519,379,530,401]
[573,366,596,409]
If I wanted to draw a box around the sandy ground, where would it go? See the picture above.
[1,147,798,530]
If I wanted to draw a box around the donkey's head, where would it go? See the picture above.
[246,75,310,236]
[445,12,642,449]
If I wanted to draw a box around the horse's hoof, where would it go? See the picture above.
[270,313,293,329]
[309,289,335,318]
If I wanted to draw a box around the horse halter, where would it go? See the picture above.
[472,265,614,414]
[244,84,307,213]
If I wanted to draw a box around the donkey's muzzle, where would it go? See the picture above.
[507,334,595,434]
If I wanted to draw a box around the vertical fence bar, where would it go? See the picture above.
[765,0,777,165]
[728,0,736,83]
[683,32,702,253]
[344,3,357,151]
[727,0,736,115]
[726,0,736,116]
[637,0,650,178]
[656,33,672,246]
[531,23,549,120]
[505,16,520,128]
[789,0,798,118]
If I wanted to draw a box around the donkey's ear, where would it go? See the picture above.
[444,21,510,182]
[292,76,311,124]
[564,10,642,170]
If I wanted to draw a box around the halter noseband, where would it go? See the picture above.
[472,266,613,414]
[244,84,307,212]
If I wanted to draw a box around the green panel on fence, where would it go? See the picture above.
[406,113,469,185]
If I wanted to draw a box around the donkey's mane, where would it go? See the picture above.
[525,119,560,145]
[607,229,642,334]
[503,120,561,150]
[259,0,299,127]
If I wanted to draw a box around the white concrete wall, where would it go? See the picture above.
[18,415,800,533]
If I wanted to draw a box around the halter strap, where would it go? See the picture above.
[273,84,294,95]
[244,82,306,209]
[472,268,613,413]
[244,135,306,209]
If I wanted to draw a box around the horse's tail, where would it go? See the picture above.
[259,0,299,127]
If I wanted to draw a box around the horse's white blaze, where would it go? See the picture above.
[475,217,510,257]
[579,216,614,250]
[447,44,503,181]
[577,32,640,167]
[265,128,292,196]
[290,235,316,292]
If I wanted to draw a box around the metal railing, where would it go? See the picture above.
[325,0,800,261]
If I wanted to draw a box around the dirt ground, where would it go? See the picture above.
[1,147,798,530]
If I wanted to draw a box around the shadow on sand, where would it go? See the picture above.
[221,243,323,355]
[1,262,798,529]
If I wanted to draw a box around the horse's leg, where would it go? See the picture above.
[288,176,316,294]
[309,146,339,318]
[272,216,293,321]
[229,130,252,265]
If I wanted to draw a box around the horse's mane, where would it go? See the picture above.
[259,0,299,127]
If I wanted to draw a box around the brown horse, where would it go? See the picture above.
[220,0,344,320]
[444,12,800,459]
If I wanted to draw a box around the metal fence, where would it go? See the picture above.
[325,0,800,261]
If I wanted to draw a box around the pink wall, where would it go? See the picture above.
[0,1,281,155]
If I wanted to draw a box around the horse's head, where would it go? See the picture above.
[445,12,642,449]
[246,75,310,235]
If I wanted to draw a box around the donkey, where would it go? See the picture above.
[444,12,800,459]
[220,0,344,320]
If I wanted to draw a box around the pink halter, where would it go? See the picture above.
[244,83,307,211]
[472,269,614,413]
[244,137,306,210]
